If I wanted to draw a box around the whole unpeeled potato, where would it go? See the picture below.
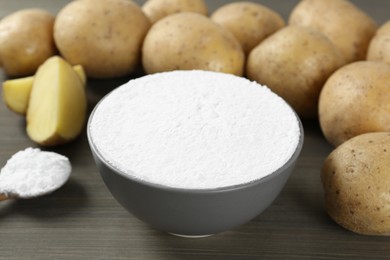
[0,9,56,77]
[367,21,390,64]
[247,25,343,118]
[289,0,377,63]
[142,0,208,24]
[54,0,150,79]
[211,2,285,55]
[322,132,390,236]
[142,12,244,76]
[318,61,390,147]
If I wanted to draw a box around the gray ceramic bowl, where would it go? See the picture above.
[87,111,303,237]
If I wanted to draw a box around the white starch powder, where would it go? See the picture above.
[0,148,71,198]
[89,70,301,189]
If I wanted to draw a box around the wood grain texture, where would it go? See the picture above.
[0,0,390,259]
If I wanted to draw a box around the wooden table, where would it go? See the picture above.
[0,0,389,259]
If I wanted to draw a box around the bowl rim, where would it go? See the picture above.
[86,81,304,194]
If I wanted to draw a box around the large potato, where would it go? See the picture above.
[318,61,390,147]
[322,132,390,236]
[142,0,208,24]
[247,25,343,119]
[0,9,56,77]
[142,12,244,76]
[211,2,285,55]
[367,21,390,64]
[289,0,377,63]
[54,0,150,79]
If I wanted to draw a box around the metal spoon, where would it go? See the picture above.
[0,148,71,201]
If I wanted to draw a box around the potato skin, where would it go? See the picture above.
[318,61,390,147]
[322,132,390,235]
[0,9,56,77]
[289,0,377,63]
[54,0,150,79]
[247,25,343,118]
[367,21,390,64]
[142,0,208,24]
[211,2,285,55]
[142,12,244,76]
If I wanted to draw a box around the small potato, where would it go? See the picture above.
[54,0,150,79]
[142,0,208,24]
[211,2,285,55]
[322,132,390,236]
[142,12,244,76]
[289,0,377,63]
[367,21,390,64]
[0,9,56,77]
[247,25,343,119]
[318,61,390,147]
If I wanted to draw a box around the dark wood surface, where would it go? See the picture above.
[1,0,389,259]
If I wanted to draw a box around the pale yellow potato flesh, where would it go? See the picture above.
[73,65,87,85]
[26,56,87,146]
[2,77,32,115]
[2,64,86,115]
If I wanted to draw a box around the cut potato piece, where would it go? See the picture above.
[2,64,86,115]
[3,77,33,115]
[26,56,87,146]
[73,65,86,85]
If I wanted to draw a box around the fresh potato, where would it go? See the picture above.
[72,65,87,86]
[142,12,244,76]
[54,0,150,79]
[26,56,87,146]
[0,9,56,77]
[367,21,390,64]
[2,65,86,115]
[322,132,390,235]
[142,0,208,24]
[289,0,377,63]
[247,25,343,119]
[2,77,33,115]
[318,61,390,147]
[211,2,285,55]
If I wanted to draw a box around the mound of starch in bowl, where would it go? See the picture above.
[89,70,301,190]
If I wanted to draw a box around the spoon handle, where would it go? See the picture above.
[0,194,9,201]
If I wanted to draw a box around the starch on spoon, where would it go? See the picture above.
[0,147,71,199]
